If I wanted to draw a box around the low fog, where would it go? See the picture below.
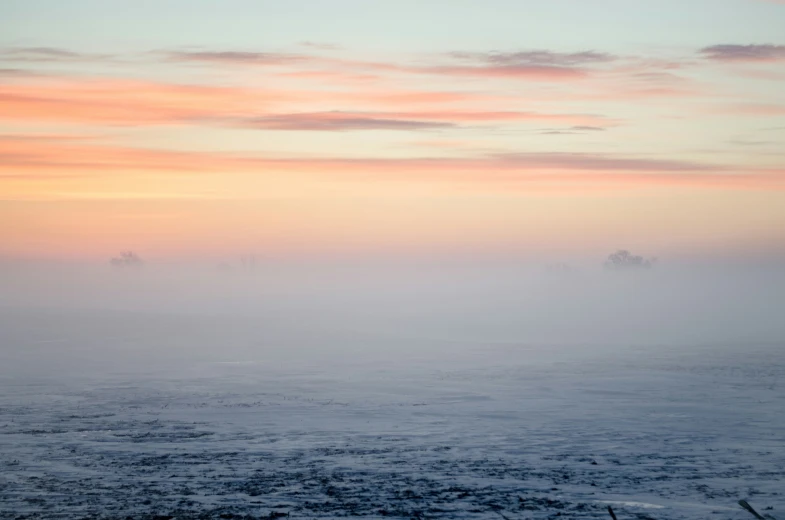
[2,256,783,377]
[3,256,784,518]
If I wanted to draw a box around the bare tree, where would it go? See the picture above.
[110,251,144,268]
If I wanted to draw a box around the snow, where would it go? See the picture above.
[0,307,783,519]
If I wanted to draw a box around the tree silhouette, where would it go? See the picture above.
[110,251,144,268]
[604,249,656,271]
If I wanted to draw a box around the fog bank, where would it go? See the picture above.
[1,258,783,378]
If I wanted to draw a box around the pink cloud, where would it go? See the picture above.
[165,48,604,82]
[3,136,782,192]
[0,78,295,126]
[238,110,610,131]
[162,50,305,66]
[700,44,785,62]
[419,64,586,80]
[0,76,612,130]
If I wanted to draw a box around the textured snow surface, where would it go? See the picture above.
[1,315,783,519]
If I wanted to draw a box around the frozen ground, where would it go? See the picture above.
[0,309,783,520]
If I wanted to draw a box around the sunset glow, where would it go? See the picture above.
[2,0,784,261]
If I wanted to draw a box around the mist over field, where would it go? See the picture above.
[2,257,785,374]
[1,257,784,519]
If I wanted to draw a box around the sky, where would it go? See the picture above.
[2,0,785,263]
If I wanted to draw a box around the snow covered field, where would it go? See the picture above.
[1,306,783,520]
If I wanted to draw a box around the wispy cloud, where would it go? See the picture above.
[4,134,783,198]
[0,78,299,126]
[421,64,586,80]
[298,41,342,51]
[571,126,606,131]
[489,152,717,172]
[162,50,305,65]
[0,135,747,175]
[427,50,617,79]
[448,50,617,67]
[0,46,111,62]
[540,126,607,135]
[238,110,610,131]
[2,45,782,194]
[0,76,612,130]
[699,44,785,62]
[162,47,617,81]
[0,68,33,76]
[242,112,454,131]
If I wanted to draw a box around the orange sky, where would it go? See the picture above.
[2,1,785,262]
